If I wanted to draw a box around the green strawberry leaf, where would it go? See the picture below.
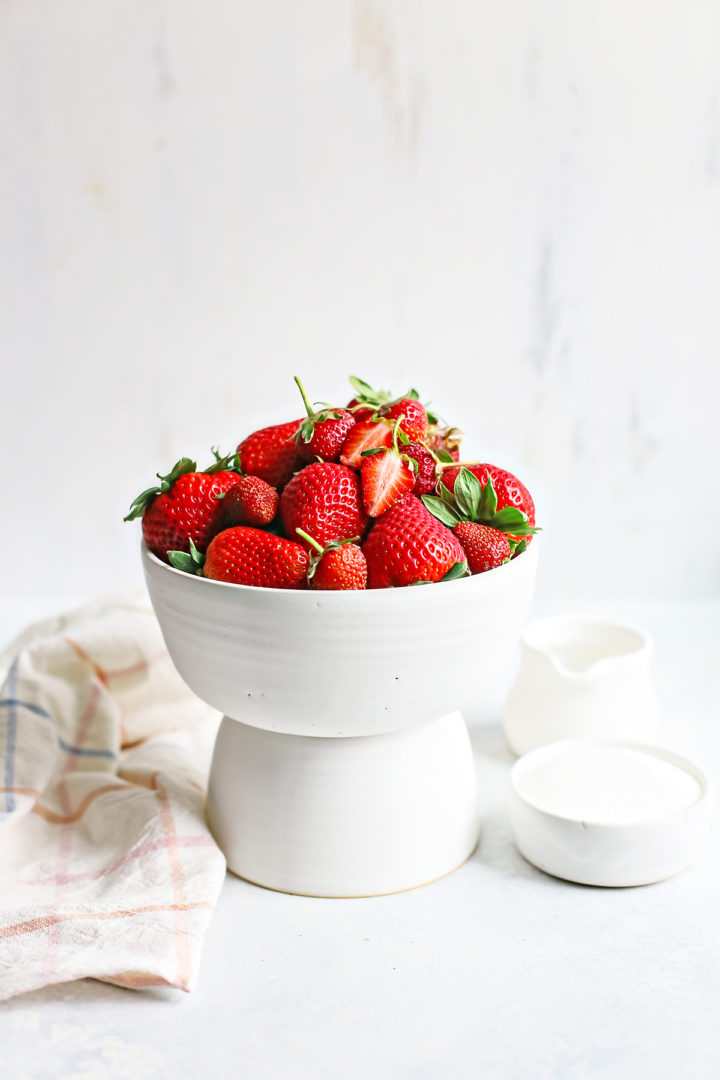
[489,508,538,536]
[124,485,162,521]
[168,552,197,573]
[513,538,527,556]
[348,376,392,407]
[299,417,315,443]
[168,539,205,575]
[421,495,461,527]
[349,375,376,399]
[437,482,456,506]
[123,457,197,521]
[477,475,498,520]
[426,410,439,425]
[160,457,197,489]
[397,428,410,445]
[436,449,456,464]
[205,448,241,475]
[442,560,469,581]
[188,537,203,563]
[453,468,481,519]
[360,447,387,457]
[453,470,481,520]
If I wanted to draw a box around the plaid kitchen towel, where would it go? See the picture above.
[0,594,226,1000]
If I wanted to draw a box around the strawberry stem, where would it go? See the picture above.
[294,376,315,419]
[437,460,479,470]
[295,527,325,555]
[390,413,405,454]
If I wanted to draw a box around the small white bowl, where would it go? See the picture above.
[509,738,713,887]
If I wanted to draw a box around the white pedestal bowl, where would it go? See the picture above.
[142,540,538,896]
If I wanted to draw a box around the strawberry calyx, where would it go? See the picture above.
[294,376,346,445]
[349,377,431,424]
[205,447,242,475]
[421,467,540,545]
[294,528,360,583]
[124,449,241,521]
[124,457,197,521]
[167,537,205,575]
[347,376,393,413]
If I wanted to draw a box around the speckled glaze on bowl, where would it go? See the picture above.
[141,539,538,738]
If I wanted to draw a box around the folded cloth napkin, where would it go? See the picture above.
[0,594,226,1000]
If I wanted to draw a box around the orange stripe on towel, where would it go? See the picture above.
[154,776,193,991]
[31,783,129,824]
[0,902,214,941]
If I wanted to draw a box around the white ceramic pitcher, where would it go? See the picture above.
[503,616,660,757]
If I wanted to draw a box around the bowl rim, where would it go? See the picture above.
[510,737,712,829]
[141,536,538,600]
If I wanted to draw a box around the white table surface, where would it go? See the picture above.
[1,594,719,1080]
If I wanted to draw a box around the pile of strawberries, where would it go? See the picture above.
[125,377,538,590]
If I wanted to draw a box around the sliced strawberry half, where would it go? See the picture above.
[360,448,416,517]
[340,418,393,469]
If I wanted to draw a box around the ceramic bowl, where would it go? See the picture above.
[142,539,538,895]
[142,540,538,737]
[207,709,480,897]
[509,738,713,887]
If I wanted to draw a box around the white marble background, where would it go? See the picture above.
[2,0,719,603]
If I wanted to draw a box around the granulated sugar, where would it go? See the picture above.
[517,743,702,825]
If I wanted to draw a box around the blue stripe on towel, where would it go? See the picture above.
[2,659,20,813]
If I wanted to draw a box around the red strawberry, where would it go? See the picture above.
[312,544,367,590]
[361,447,416,517]
[125,454,240,561]
[346,399,377,423]
[379,397,428,442]
[443,463,536,530]
[296,529,367,591]
[340,418,393,469]
[219,476,279,528]
[294,377,356,462]
[201,527,309,589]
[422,467,538,552]
[362,494,466,588]
[237,420,303,490]
[401,441,438,495]
[453,522,511,574]
[281,462,368,550]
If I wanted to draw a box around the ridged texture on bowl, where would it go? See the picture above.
[142,541,538,737]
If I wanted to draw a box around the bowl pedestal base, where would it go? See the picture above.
[206,711,480,898]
